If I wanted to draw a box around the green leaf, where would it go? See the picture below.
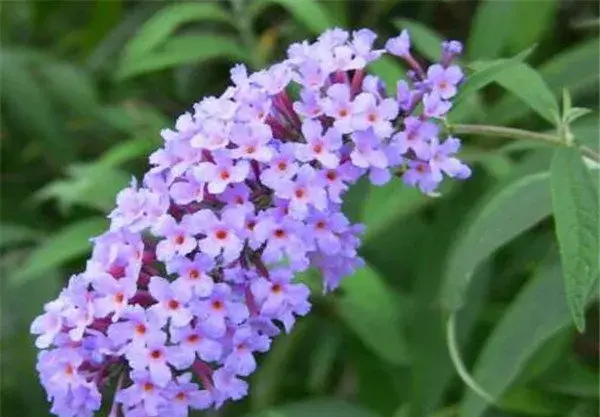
[459,260,576,417]
[263,0,337,35]
[469,61,559,125]
[336,266,410,366]
[571,113,599,151]
[441,171,552,311]
[504,0,558,55]
[467,0,514,60]
[250,320,311,410]
[34,164,130,212]
[0,50,74,164]
[361,181,432,242]
[253,398,379,417]
[550,147,599,331]
[489,38,600,125]
[10,218,107,286]
[307,325,342,393]
[0,224,40,250]
[124,2,232,59]
[116,34,249,80]
[38,61,101,117]
[368,56,405,95]
[94,137,158,168]
[499,387,572,416]
[453,47,533,109]
[540,358,599,399]
[393,19,443,61]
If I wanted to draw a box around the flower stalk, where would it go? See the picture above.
[449,123,600,163]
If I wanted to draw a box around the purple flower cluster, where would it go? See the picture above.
[31,28,470,417]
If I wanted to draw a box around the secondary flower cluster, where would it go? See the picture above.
[31,28,470,417]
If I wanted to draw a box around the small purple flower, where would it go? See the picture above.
[92,274,137,321]
[294,59,328,89]
[422,92,452,118]
[192,283,249,338]
[230,122,273,162]
[190,119,231,150]
[352,28,383,62]
[293,89,323,118]
[385,30,410,57]
[117,370,168,416]
[169,171,205,206]
[426,64,463,99]
[296,119,342,168]
[322,83,354,133]
[391,116,437,159]
[196,208,244,263]
[223,325,269,376]
[153,215,198,262]
[212,368,248,402]
[352,93,398,137]
[126,332,174,387]
[402,160,440,194]
[260,144,299,188]
[31,299,65,348]
[148,276,192,327]
[318,162,361,203]
[350,130,388,170]
[306,211,349,255]
[274,165,328,219]
[167,374,213,415]
[107,305,164,348]
[424,136,472,180]
[194,155,249,195]
[169,324,222,368]
[169,253,215,298]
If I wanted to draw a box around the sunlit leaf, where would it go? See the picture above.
[550,147,599,331]
[489,38,600,124]
[467,0,514,60]
[469,61,559,124]
[10,218,107,286]
[116,34,249,80]
[453,47,533,109]
[124,2,232,58]
[262,0,338,35]
[504,0,558,55]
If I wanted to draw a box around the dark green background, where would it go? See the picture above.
[1,1,598,416]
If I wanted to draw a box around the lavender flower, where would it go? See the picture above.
[32,27,470,417]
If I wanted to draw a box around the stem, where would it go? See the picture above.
[446,315,496,405]
[449,123,600,163]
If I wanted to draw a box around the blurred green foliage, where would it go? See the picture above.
[1,1,598,417]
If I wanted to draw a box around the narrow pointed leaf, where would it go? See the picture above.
[124,2,232,58]
[336,266,410,365]
[441,172,552,311]
[459,260,575,417]
[468,61,558,125]
[10,218,107,286]
[550,147,599,331]
[116,35,250,80]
